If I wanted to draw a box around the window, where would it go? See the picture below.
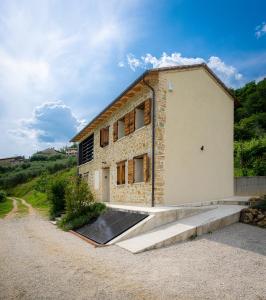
[117,161,126,185]
[78,134,94,165]
[118,117,125,139]
[135,103,145,130]
[100,126,109,147]
[128,154,149,184]
[134,156,144,182]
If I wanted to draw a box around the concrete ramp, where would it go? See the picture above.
[117,205,245,253]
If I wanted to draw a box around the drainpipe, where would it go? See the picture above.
[142,75,155,207]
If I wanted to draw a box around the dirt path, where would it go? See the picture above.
[15,197,36,216]
[0,210,265,299]
[4,198,18,219]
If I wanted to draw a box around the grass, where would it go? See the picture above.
[8,178,37,197]
[6,167,77,215]
[24,190,49,215]
[0,198,13,218]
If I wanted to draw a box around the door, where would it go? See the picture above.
[102,168,110,202]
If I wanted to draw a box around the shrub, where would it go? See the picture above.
[58,177,106,230]
[48,178,67,219]
[34,171,51,193]
[59,203,106,231]
[64,177,94,220]
[30,154,48,161]
[0,190,6,203]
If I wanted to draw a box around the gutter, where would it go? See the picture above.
[142,75,155,207]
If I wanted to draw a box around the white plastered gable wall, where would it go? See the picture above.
[162,67,234,205]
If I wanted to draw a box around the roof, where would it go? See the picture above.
[71,63,236,142]
[0,156,24,161]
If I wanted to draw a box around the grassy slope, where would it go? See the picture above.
[0,198,13,218]
[9,167,76,215]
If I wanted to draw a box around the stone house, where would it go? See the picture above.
[71,64,235,206]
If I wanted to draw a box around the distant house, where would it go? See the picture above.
[37,148,63,156]
[65,148,78,156]
[0,156,25,166]
[71,64,235,206]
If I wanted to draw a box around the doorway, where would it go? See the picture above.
[102,168,110,202]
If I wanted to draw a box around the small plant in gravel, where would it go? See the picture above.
[58,177,106,231]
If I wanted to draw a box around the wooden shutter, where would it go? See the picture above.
[128,159,134,184]
[117,164,120,184]
[144,98,151,125]
[124,113,130,136]
[100,128,104,147]
[129,110,135,133]
[113,121,118,142]
[143,154,149,182]
[121,162,125,184]
[100,127,109,147]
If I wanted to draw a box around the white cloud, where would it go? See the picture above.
[125,52,243,87]
[0,0,140,156]
[118,61,125,67]
[127,53,143,71]
[255,22,266,38]
[8,101,84,157]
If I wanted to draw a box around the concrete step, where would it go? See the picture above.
[116,205,245,254]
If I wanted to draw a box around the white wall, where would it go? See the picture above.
[163,68,234,205]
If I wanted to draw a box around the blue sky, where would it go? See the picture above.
[0,0,265,157]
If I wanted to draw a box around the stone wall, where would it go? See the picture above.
[78,75,167,206]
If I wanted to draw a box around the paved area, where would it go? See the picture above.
[0,200,265,300]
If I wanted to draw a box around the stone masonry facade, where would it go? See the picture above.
[78,73,167,206]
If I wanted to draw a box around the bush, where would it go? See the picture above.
[59,203,106,231]
[34,171,51,193]
[30,154,48,161]
[48,178,67,219]
[0,190,6,203]
[64,177,94,219]
[58,177,106,230]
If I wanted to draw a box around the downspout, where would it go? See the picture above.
[142,74,155,207]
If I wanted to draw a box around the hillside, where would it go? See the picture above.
[0,151,77,190]
[233,78,266,176]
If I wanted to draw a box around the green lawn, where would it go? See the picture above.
[0,198,13,218]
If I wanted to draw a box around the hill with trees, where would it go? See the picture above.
[0,150,76,190]
[233,78,266,176]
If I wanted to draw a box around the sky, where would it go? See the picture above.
[0,0,265,157]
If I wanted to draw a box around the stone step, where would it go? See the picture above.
[116,205,245,254]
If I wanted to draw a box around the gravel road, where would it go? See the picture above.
[0,200,265,300]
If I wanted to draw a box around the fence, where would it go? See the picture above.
[234,176,266,196]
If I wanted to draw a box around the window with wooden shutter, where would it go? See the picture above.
[113,121,118,142]
[143,153,149,182]
[128,159,134,184]
[129,110,135,133]
[144,98,151,125]
[135,102,145,130]
[100,126,109,147]
[132,153,149,183]
[124,113,130,136]
[117,161,126,185]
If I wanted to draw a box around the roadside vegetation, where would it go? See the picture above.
[0,190,13,218]
[233,78,266,176]
[57,177,106,231]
